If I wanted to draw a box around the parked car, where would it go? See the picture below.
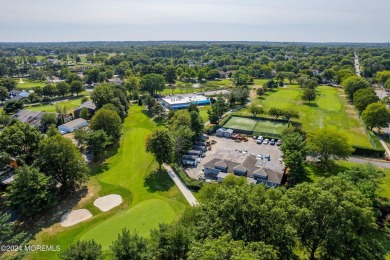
[270,139,275,145]
[264,154,271,161]
[256,136,263,144]
[263,138,269,144]
[276,139,282,146]
[256,154,263,160]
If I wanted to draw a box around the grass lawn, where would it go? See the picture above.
[222,116,288,137]
[198,105,211,122]
[24,96,86,113]
[241,85,374,149]
[14,78,46,90]
[28,106,188,259]
[253,119,288,136]
[161,79,232,95]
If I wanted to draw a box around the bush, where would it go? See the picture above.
[171,163,203,191]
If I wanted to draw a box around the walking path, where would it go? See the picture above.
[348,156,390,168]
[376,134,390,157]
[163,164,198,206]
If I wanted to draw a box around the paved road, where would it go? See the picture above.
[348,156,390,168]
[354,52,361,76]
[163,164,198,206]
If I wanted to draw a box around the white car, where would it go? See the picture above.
[256,136,264,144]
[263,138,269,144]
[256,154,263,160]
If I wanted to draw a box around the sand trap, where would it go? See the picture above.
[60,209,92,227]
[94,194,123,212]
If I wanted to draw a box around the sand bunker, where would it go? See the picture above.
[94,194,122,212]
[60,209,92,227]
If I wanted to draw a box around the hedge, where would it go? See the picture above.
[171,163,203,191]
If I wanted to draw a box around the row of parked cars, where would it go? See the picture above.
[256,136,281,146]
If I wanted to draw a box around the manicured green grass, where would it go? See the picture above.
[161,79,232,95]
[29,106,187,259]
[80,199,176,249]
[24,97,86,113]
[223,116,258,131]
[198,105,211,122]
[14,78,46,90]
[245,85,373,149]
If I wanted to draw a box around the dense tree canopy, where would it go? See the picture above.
[145,128,175,169]
[361,102,390,130]
[90,108,122,141]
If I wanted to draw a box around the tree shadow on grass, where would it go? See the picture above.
[144,169,174,193]
[304,102,318,107]
[88,143,120,176]
[305,161,349,179]
[153,116,167,127]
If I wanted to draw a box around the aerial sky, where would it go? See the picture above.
[0,0,389,42]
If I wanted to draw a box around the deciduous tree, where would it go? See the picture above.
[145,128,174,169]
[361,102,390,130]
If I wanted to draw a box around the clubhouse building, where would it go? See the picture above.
[160,94,211,110]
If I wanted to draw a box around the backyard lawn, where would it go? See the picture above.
[198,105,211,122]
[29,106,188,259]
[239,85,375,149]
[24,96,86,113]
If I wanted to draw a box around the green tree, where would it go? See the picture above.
[187,234,277,260]
[70,80,85,96]
[342,76,370,100]
[110,228,148,260]
[79,107,91,119]
[149,223,193,260]
[86,130,112,160]
[165,65,177,84]
[248,103,264,117]
[3,100,24,113]
[0,212,28,246]
[173,126,195,160]
[280,132,307,184]
[91,84,114,109]
[207,96,229,124]
[282,109,299,125]
[124,76,140,94]
[90,108,122,141]
[0,120,43,164]
[338,163,383,199]
[361,102,390,130]
[36,135,89,191]
[190,111,204,136]
[268,107,284,119]
[301,89,316,103]
[7,166,56,216]
[60,240,103,260]
[307,129,354,167]
[0,78,17,91]
[287,177,384,260]
[0,86,8,104]
[256,87,265,97]
[145,128,174,169]
[56,82,70,97]
[143,94,156,112]
[353,88,379,113]
[40,113,57,131]
[140,73,166,96]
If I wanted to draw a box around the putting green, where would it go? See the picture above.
[79,199,176,249]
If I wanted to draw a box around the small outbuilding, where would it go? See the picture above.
[224,129,234,138]
[216,128,226,137]
[58,118,88,133]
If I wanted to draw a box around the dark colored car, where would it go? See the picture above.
[270,139,275,145]
[264,154,271,161]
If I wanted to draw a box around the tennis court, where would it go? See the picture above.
[223,116,288,137]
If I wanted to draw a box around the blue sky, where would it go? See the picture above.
[0,0,389,42]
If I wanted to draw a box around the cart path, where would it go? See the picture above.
[163,164,199,206]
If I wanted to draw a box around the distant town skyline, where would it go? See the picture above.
[0,0,388,42]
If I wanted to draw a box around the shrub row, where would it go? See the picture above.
[171,163,203,191]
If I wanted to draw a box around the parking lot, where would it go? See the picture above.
[185,135,284,179]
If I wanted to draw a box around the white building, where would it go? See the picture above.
[160,94,211,110]
[58,118,88,133]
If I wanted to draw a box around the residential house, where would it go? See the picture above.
[58,118,88,133]
[74,101,97,118]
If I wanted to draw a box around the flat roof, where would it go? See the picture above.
[161,94,210,105]
[58,118,87,128]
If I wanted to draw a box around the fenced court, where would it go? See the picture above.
[223,116,288,138]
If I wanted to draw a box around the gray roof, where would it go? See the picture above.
[204,154,284,185]
[75,101,96,111]
[225,129,234,134]
[217,172,229,179]
[12,110,56,127]
[58,118,87,129]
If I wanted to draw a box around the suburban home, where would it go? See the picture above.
[58,118,88,133]
[11,110,58,128]
[9,90,30,101]
[203,154,284,188]
[74,101,97,118]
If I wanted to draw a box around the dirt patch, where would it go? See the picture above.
[60,209,92,227]
[94,194,123,212]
